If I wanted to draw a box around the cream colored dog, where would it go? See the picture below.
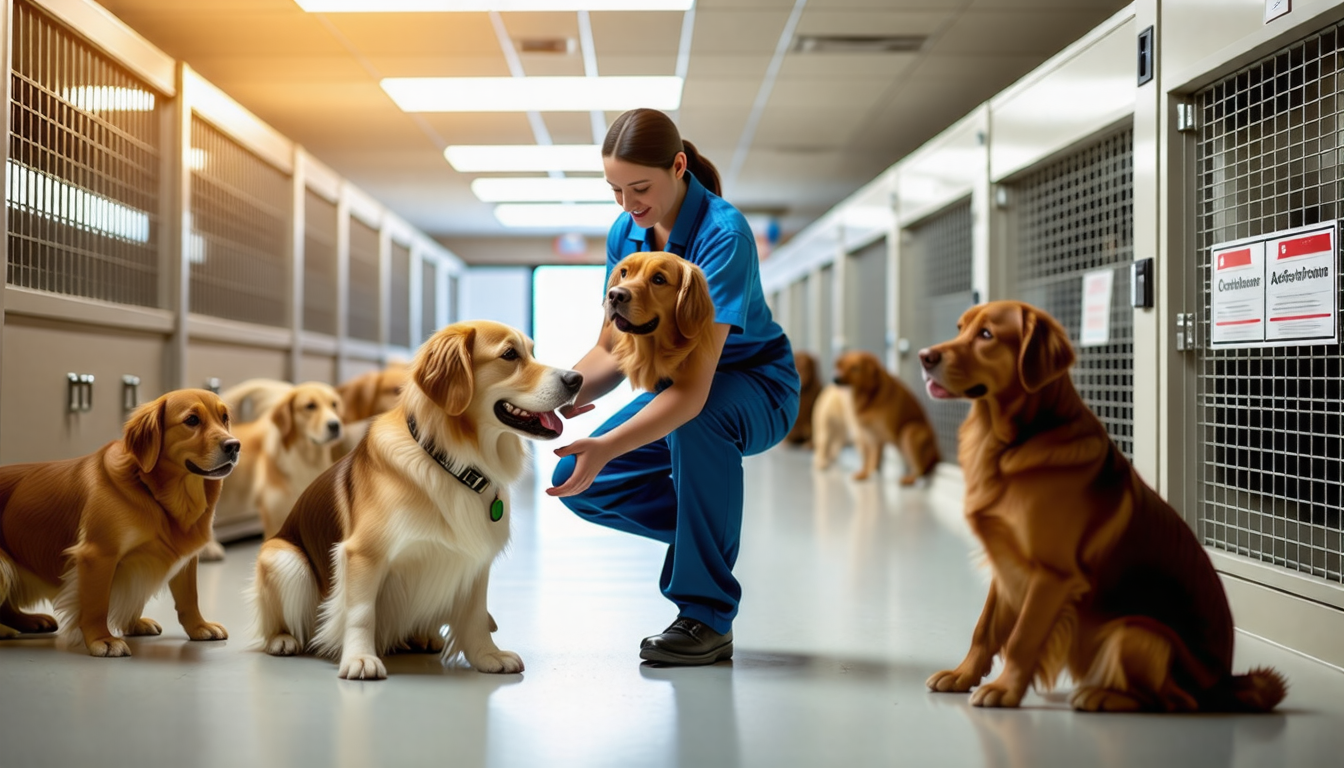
[250,321,581,679]
[811,384,861,471]
[215,381,344,540]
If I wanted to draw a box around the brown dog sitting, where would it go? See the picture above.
[0,390,236,656]
[605,251,717,391]
[920,300,1285,712]
[831,350,940,484]
[784,351,822,446]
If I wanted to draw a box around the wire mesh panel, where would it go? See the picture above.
[844,238,888,359]
[901,201,975,462]
[7,0,162,307]
[421,258,438,344]
[389,241,411,348]
[1014,129,1135,458]
[189,118,289,326]
[303,190,338,336]
[1194,25,1344,583]
[347,218,380,342]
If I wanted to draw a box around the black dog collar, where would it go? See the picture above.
[406,415,491,494]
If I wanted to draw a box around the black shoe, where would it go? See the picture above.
[639,618,733,666]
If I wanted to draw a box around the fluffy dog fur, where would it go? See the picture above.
[0,390,236,656]
[605,251,717,392]
[216,382,345,540]
[921,300,1286,712]
[832,350,940,484]
[250,321,581,679]
[784,351,823,446]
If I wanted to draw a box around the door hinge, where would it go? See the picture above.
[1175,312,1198,351]
[1176,102,1197,132]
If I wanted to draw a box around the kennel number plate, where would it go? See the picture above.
[1209,222,1337,349]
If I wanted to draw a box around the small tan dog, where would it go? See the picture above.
[251,321,582,679]
[0,390,235,656]
[810,384,865,472]
[831,350,940,484]
[216,381,345,540]
[921,301,1284,712]
[605,251,716,391]
[784,351,823,446]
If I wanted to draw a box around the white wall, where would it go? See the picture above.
[460,266,534,336]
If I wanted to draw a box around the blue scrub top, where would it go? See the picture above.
[605,172,796,385]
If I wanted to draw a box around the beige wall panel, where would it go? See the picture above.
[298,354,337,386]
[989,15,1135,182]
[897,109,988,225]
[1164,0,1344,87]
[186,342,287,392]
[1,317,166,464]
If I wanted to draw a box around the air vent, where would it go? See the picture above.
[793,35,926,54]
[517,37,575,54]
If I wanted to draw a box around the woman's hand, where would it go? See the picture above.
[547,436,616,498]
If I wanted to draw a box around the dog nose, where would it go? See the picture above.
[560,370,583,393]
[919,349,941,370]
[327,420,342,437]
[608,286,631,305]
[833,376,844,385]
[221,438,241,460]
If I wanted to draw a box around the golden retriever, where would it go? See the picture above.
[250,321,582,679]
[216,382,345,540]
[831,350,940,484]
[920,300,1285,712]
[810,384,864,471]
[0,390,235,656]
[784,351,823,446]
[605,251,716,391]
[333,363,409,460]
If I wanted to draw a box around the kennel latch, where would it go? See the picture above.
[1175,312,1198,352]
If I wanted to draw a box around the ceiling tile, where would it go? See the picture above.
[589,11,686,55]
[595,54,680,76]
[777,51,919,78]
[362,55,511,78]
[765,76,894,110]
[691,10,793,55]
[679,77,763,108]
[323,13,502,56]
[686,54,772,79]
[936,10,1115,55]
[794,9,951,37]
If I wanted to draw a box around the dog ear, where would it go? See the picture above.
[1017,306,1076,393]
[416,326,476,416]
[272,391,298,449]
[675,261,715,339]
[124,396,165,474]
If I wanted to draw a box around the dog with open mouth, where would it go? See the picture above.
[0,389,237,656]
[605,251,717,392]
[250,320,581,679]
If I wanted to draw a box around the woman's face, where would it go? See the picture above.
[604,153,686,230]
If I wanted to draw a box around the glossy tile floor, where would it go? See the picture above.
[2,446,1344,768]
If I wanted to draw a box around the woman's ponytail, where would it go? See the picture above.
[680,140,721,197]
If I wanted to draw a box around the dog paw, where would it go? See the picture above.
[851,470,871,481]
[199,540,227,562]
[88,637,132,657]
[470,649,524,674]
[338,653,387,680]
[970,681,1022,708]
[265,634,301,656]
[926,669,980,693]
[401,634,446,654]
[1071,686,1143,712]
[26,613,58,633]
[899,475,917,486]
[126,617,162,636]
[185,622,228,641]
[0,623,21,639]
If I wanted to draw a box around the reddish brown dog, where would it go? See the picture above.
[920,300,1285,712]
[784,351,822,446]
[0,390,236,656]
[832,350,940,484]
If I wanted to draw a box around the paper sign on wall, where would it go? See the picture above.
[1080,268,1114,347]
[1210,222,1337,349]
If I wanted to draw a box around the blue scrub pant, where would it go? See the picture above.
[552,362,799,635]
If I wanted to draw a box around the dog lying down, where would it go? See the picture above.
[251,321,582,679]
[0,390,235,656]
[604,251,717,391]
[920,300,1285,712]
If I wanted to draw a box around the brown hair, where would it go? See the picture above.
[603,108,722,197]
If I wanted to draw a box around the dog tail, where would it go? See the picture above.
[1199,668,1289,712]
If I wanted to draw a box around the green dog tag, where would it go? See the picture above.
[490,494,504,522]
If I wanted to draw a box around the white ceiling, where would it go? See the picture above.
[94,0,1131,262]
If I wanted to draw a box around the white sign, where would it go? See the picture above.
[1211,241,1265,344]
[1080,268,1114,347]
[1209,222,1337,349]
[1264,0,1290,24]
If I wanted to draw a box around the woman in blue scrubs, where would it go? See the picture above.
[549,108,800,666]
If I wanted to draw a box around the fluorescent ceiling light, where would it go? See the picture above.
[446,145,603,173]
[382,76,682,112]
[472,177,612,203]
[62,86,155,112]
[297,1,693,11]
[7,161,150,242]
[494,203,623,229]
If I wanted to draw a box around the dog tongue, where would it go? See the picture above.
[539,411,563,435]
